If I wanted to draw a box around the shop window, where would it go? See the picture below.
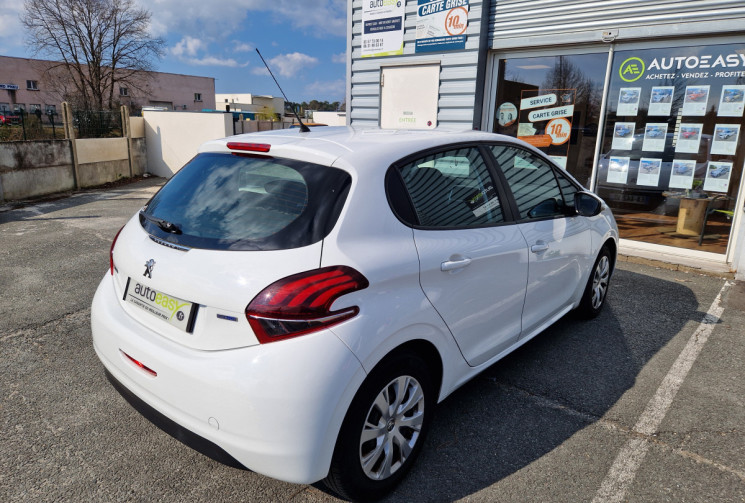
[45,104,56,115]
[493,53,608,187]
[596,42,745,255]
[29,104,41,112]
[26,80,38,90]
[13,104,26,113]
[0,103,10,114]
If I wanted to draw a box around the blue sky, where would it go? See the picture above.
[0,0,347,103]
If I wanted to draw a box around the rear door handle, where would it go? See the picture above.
[530,242,549,253]
[441,257,472,271]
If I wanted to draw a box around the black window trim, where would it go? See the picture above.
[385,141,518,231]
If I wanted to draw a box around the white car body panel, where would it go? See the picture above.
[91,126,619,487]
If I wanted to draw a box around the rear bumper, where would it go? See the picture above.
[91,274,367,484]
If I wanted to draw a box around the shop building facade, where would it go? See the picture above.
[346,0,745,277]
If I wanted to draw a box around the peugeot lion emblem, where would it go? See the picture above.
[143,259,155,278]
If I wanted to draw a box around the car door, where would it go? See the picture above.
[488,145,592,337]
[391,145,529,367]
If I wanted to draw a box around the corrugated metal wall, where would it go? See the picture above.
[490,0,745,49]
[349,0,485,129]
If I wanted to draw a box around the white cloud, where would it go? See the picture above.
[171,36,207,58]
[332,52,346,64]
[233,41,254,53]
[267,52,319,78]
[170,36,248,67]
[0,0,29,56]
[305,79,345,100]
[136,0,345,40]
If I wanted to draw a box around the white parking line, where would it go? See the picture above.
[592,280,732,503]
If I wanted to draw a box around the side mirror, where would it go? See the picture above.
[574,191,602,217]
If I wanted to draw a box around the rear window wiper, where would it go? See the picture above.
[139,211,182,234]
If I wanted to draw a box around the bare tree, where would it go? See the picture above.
[22,0,164,111]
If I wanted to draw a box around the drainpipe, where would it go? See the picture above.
[472,0,493,130]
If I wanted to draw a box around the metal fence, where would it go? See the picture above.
[0,108,124,142]
[0,110,64,141]
[72,110,123,139]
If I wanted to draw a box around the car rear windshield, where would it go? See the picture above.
[140,152,351,251]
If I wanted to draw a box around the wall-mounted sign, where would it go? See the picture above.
[0,84,19,90]
[415,0,469,53]
[362,0,406,58]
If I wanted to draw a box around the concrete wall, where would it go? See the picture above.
[0,117,149,202]
[0,140,74,200]
[312,111,346,126]
[76,137,130,188]
[130,117,145,138]
[143,111,232,177]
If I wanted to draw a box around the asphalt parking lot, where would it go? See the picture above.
[1,178,744,502]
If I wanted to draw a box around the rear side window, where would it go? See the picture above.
[141,153,351,250]
[395,146,505,228]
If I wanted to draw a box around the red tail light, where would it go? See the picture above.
[110,226,124,275]
[246,266,369,344]
[120,350,158,377]
[226,142,271,153]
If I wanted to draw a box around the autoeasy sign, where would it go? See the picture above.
[415,0,469,53]
[619,51,745,82]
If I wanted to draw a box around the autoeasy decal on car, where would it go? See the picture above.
[464,185,500,217]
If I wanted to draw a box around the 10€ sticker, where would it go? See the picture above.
[546,118,571,145]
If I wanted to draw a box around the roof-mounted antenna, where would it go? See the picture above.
[256,48,310,133]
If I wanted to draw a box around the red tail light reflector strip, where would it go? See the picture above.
[246,266,369,344]
[226,142,271,153]
[120,350,158,377]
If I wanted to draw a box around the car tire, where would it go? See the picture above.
[577,245,612,319]
[324,351,434,502]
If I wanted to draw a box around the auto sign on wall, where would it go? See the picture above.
[415,0,469,53]
[362,0,406,58]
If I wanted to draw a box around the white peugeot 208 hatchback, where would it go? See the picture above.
[92,127,618,501]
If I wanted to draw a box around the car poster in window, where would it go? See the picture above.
[642,123,668,152]
[611,122,636,150]
[711,124,740,155]
[718,85,745,117]
[497,102,517,127]
[415,0,469,53]
[648,86,674,116]
[675,124,703,153]
[607,156,630,184]
[682,85,710,116]
[669,159,696,189]
[637,158,662,187]
[515,89,575,160]
[361,0,405,58]
[617,88,641,116]
[703,161,733,192]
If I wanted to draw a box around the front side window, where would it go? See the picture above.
[396,146,505,228]
[491,145,567,220]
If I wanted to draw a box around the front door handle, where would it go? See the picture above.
[530,241,549,253]
[441,257,472,271]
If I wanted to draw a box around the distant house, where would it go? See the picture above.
[0,55,216,116]
[215,93,285,119]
